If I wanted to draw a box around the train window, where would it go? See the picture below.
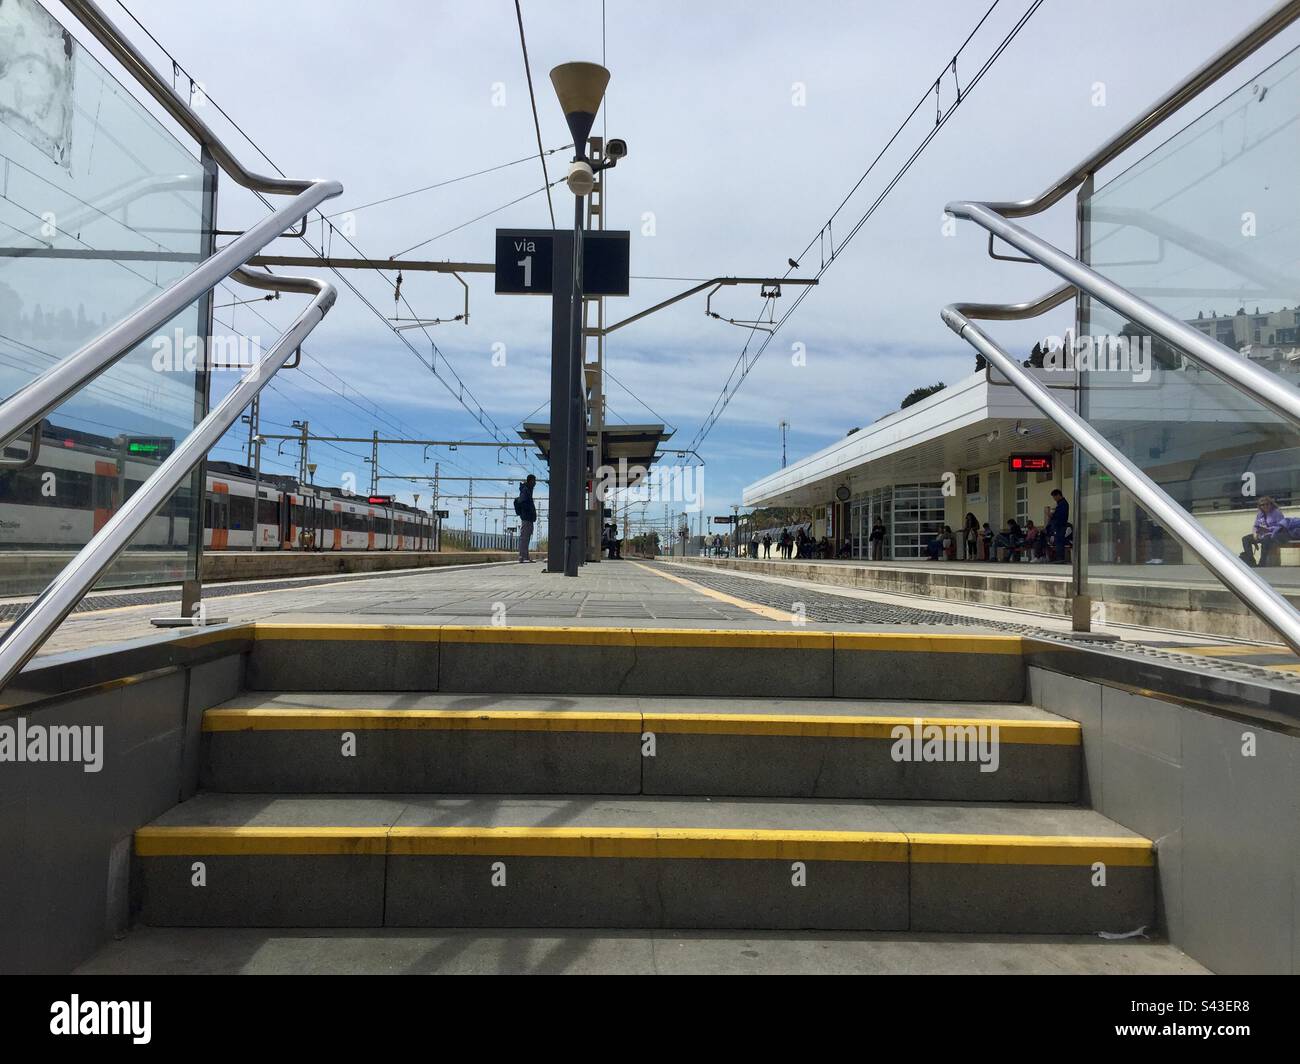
[257,498,279,526]
[229,495,254,530]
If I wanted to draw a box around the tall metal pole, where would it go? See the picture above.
[252,409,263,553]
[546,231,574,573]
[564,193,586,576]
[297,420,309,484]
[432,461,440,551]
[369,430,380,496]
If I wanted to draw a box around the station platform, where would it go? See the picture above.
[675,554,1300,646]
[0,548,522,600]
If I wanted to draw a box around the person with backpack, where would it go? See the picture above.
[513,474,537,563]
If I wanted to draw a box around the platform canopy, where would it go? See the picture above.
[519,422,672,488]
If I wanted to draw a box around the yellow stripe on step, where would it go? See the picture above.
[202,708,643,733]
[386,826,908,862]
[134,826,390,856]
[134,825,1151,866]
[909,833,1153,867]
[642,713,1079,744]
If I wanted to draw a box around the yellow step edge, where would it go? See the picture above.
[135,825,1150,866]
[642,713,1078,745]
[832,633,1025,655]
[246,622,1028,654]
[134,826,389,856]
[909,833,1153,867]
[201,707,1079,745]
[387,827,908,862]
[202,709,643,734]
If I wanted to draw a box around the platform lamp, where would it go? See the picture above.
[550,61,610,577]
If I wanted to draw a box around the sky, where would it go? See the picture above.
[57,0,1293,536]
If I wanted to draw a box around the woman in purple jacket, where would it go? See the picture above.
[1241,496,1292,567]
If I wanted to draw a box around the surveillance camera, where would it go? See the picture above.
[1015,424,1031,437]
[566,159,596,196]
[606,138,628,160]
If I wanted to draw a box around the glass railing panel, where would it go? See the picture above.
[1079,40,1300,622]
[0,0,213,596]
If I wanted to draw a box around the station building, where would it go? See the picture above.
[744,356,1300,565]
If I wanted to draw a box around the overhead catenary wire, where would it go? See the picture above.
[680,0,1045,462]
[390,178,565,260]
[322,147,565,219]
[112,1,535,462]
[513,0,557,229]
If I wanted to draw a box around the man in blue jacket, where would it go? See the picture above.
[514,475,538,563]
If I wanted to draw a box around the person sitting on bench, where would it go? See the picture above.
[994,518,1026,561]
[1241,496,1295,567]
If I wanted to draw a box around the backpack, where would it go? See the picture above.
[513,496,525,518]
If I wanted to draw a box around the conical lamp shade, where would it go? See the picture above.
[550,62,609,154]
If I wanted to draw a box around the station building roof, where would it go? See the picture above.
[743,369,1074,509]
[520,422,672,488]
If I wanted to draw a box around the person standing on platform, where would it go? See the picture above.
[514,474,537,563]
[1047,489,1070,563]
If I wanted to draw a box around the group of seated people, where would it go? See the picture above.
[927,514,1073,563]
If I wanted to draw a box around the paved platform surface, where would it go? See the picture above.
[78,926,1208,974]
[697,554,1300,589]
[13,558,1300,689]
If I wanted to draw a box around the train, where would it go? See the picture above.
[0,423,437,552]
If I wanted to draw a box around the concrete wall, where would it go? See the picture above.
[1028,666,1300,974]
[0,653,243,973]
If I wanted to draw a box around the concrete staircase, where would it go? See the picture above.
[132,625,1155,935]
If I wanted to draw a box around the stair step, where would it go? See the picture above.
[200,694,1080,801]
[244,624,1027,700]
[135,795,1152,934]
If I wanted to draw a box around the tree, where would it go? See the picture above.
[900,382,946,409]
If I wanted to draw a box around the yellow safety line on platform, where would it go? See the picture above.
[630,560,797,622]
[135,825,1150,865]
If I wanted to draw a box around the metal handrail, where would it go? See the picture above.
[0,0,344,448]
[0,180,341,449]
[946,201,1300,431]
[984,0,1300,218]
[0,270,336,690]
[60,0,310,196]
[941,303,1300,656]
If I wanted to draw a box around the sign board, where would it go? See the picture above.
[495,229,630,296]
[1008,454,1053,474]
[434,509,450,519]
[713,516,736,525]
[367,495,394,505]
[123,436,175,460]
